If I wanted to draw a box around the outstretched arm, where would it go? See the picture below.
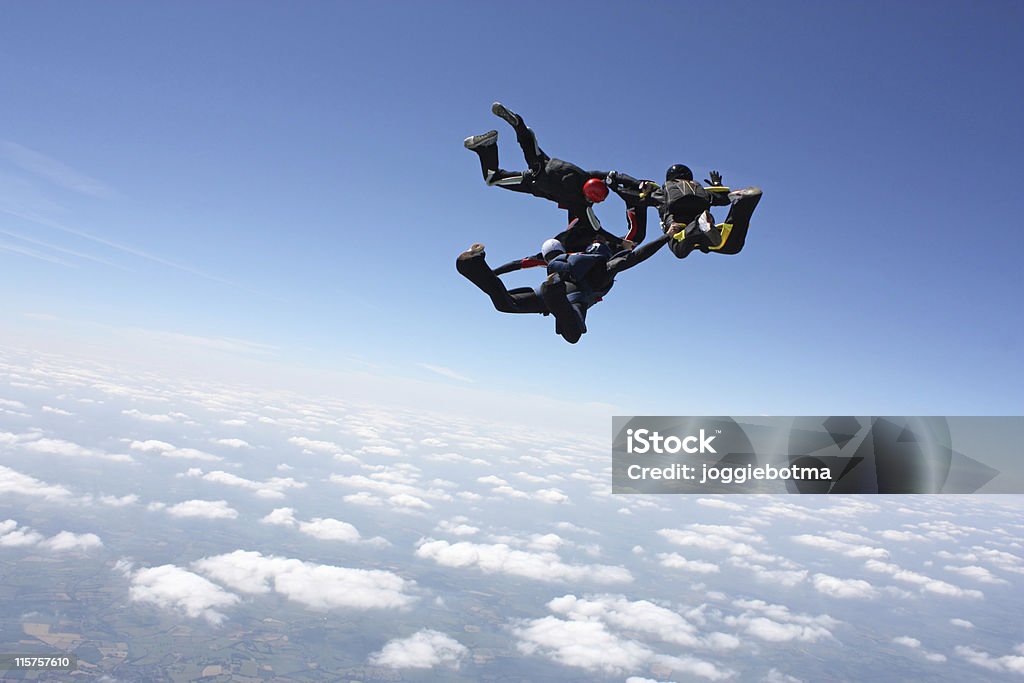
[492,255,546,276]
[604,172,655,243]
[606,231,674,275]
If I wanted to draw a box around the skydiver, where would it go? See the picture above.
[610,165,761,259]
[463,102,646,253]
[456,227,680,344]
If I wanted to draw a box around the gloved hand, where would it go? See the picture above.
[638,180,659,199]
[705,170,723,186]
[604,171,619,186]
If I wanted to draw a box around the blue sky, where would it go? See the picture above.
[1,1,1022,417]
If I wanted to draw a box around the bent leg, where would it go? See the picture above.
[667,212,722,259]
[540,276,585,344]
[492,103,549,168]
[514,123,549,169]
[710,187,762,255]
[456,247,547,314]
[465,133,535,191]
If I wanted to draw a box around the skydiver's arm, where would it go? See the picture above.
[607,172,660,208]
[492,255,546,276]
[704,171,732,207]
[606,232,672,275]
[623,204,647,243]
[709,185,732,207]
[602,172,658,244]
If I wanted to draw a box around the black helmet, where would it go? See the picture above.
[665,164,693,182]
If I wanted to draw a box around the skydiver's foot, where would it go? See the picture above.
[458,243,485,260]
[728,186,763,202]
[464,130,498,150]
[491,102,522,129]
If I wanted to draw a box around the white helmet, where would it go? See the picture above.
[541,238,565,260]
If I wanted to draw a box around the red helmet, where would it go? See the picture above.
[583,178,609,203]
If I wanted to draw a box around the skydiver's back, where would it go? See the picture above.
[531,157,603,208]
[658,178,714,225]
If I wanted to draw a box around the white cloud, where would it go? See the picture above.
[892,636,921,648]
[547,594,739,651]
[160,447,221,461]
[943,564,1010,585]
[554,521,598,536]
[213,438,250,448]
[187,469,305,499]
[288,436,341,454]
[415,539,632,584]
[864,560,983,598]
[261,507,297,526]
[0,523,44,547]
[950,618,974,629]
[388,493,432,510]
[368,629,468,669]
[355,444,402,458]
[745,618,832,643]
[329,473,452,504]
[41,405,73,416]
[811,573,878,599]
[879,529,929,542]
[533,488,570,504]
[298,518,361,543]
[165,500,238,520]
[131,440,221,461]
[129,564,239,624]
[436,520,479,537]
[658,524,771,562]
[955,645,1024,674]
[343,492,383,507]
[130,439,175,452]
[526,533,565,552]
[22,437,133,463]
[41,531,103,552]
[762,670,804,683]
[193,550,415,610]
[98,494,139,507]
[121,409,174,422]
[513,616,654,675]
[512,615,730,680]
[696,498,744,511]
[725,599,837,644]
[736,563,808,588]
[0,465,72,500]
[791,534,889,559]
[658,553,720,574]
